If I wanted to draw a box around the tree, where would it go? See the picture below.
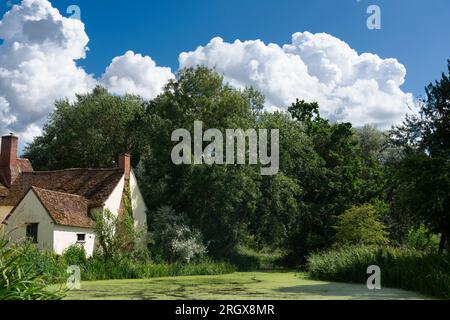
[389,60,450,252]
[284,99,365,264]
[354,126,388,205]
[24,86,150,170]
[334,204,389,246]
[139,67,262,257]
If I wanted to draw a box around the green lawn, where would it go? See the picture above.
[61,272,428,300]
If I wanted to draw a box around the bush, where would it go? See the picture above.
[93,209,143,262]
[149,206,207,263]
[18,242,66,283]
[0,239,66,300]
[308,245,450,298]
[406,225,440,252]
[62,245,87,266]
[335,204,389,246]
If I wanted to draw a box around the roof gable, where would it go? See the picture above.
[30,187,95,228]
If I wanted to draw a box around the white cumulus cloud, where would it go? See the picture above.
[0,0,96,142]
[0,0,173,144]
[1,0,415,147]
[101,50,174,100]
[179,32,414,128]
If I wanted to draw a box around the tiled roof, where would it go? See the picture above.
[0,168,124,207]
[0,182,7,197]
[0,158,34,187]
[31,187,95,228]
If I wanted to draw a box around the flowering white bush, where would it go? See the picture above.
[170,226,207,263]
[150,205,207,263]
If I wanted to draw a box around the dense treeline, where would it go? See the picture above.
[24,62,450,266]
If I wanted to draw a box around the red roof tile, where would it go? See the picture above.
[0,183,7,197]
[0,158,34,187]
[31,187,95,228]
[0,168,124,208]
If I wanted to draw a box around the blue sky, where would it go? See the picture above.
[0,0,449,143]
[7,0,447,96]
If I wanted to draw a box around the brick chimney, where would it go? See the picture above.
[0,134,19,187]
[118,153,131,180]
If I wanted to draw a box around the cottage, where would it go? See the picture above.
[0,134,147,256]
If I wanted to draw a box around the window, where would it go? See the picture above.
[77,233,86,243]
[26,223,38,244]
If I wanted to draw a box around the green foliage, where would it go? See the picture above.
[27,65,448,267]
[283,99,368,265]
[140,67,264,257]
[93,209,144,262]
[230,246,284,271]
[16,242,66,283]
[389,60,450,251]
[81,254,235,281]
[308,245,450,298]
[149,205,207,263]
[334,204,389,246]
[354,126,389,203]
[1,240,234,286]
[406,225,440,252]
[0,239,65,300]
[24,86,150,170]
[62,245,87,266]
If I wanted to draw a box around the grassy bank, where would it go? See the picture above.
[307,245,450,299]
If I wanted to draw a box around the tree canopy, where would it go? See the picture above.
[389,60,450,252]
[23,63,450,264]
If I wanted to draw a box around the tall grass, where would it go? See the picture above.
[1,239,237,298]
[307,245,450,299]
[81,257,236,281]
[0,240,66,300]
[229,246,284,271]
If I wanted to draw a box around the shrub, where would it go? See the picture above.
[149,206,207,263]
[406,224,440,252]
[93,209,148,262]
[62,245,87,266]
[18,242,66,283]
[93,209,131,261]
[308,245,450,298]
[335,204,389,246]
[0,239,66,300]
[169,226,207,263]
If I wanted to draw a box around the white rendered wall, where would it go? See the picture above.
[4,191,54,252]
[104,175,125,218]
[53,226,96,257]
[130,170,147,228]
